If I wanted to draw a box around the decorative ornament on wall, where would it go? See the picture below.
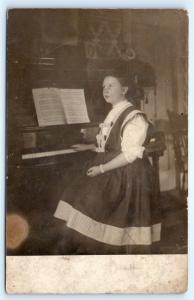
[84,20,137,61]
[120,46,136,61]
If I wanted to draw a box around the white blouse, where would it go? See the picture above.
[96,101,148,163]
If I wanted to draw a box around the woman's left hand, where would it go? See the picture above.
[87,166,101,177]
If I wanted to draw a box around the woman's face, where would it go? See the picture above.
[102,76,127,106]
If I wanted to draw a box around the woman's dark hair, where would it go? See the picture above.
[103,70,129,87]
[103,70,135,100]
[102,70,144,106]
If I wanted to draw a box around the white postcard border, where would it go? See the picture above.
[6,254,187,294]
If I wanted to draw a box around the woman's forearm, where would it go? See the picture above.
[71,143,96,151]
[86,144,97,151]
[102,153,129,173]
[87,152,129,177]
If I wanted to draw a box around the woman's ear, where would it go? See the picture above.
[122,86,128,96]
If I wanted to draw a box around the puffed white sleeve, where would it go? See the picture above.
[121,114,148,163]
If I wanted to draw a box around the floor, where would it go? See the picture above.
[156,189,187,254]
[7,188,188,255]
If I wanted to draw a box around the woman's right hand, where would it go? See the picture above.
[70,144,95,152]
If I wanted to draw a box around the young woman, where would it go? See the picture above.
[54,74,161,254]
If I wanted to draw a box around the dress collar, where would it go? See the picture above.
[104,100,132,124]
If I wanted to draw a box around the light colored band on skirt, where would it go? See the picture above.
[54,201,161,246]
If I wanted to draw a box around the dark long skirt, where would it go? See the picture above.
[54,152,161,254]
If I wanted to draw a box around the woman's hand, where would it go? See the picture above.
[71,144,95,152]
[87,166,101,177]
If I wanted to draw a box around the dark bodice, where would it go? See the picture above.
[105,106,145,152]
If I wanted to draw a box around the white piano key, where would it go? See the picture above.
[22,148,77,160]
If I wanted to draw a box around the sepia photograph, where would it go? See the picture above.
[6,8,188,293]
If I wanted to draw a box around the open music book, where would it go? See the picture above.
[32,88,90,126]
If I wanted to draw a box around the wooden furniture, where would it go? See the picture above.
[145,130,166,201]
[167,110,188,193]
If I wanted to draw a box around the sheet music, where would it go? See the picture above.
[32,88,66,126]
[60,89,90,124]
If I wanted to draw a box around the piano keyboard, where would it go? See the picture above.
[22,148,78,160]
